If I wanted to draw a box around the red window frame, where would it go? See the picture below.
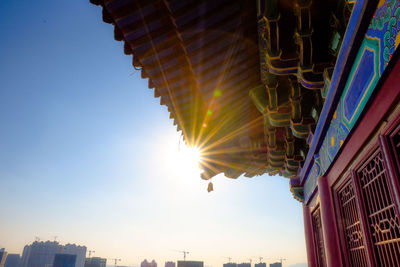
[334,176,369,267]
[311,205,327,267]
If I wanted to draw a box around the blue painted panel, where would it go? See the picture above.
[343,49,375,121]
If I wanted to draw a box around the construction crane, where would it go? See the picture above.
[109,258,121,266]
[88,250,95,258]
[266,258,286,267]
[174,250,189,261]
[248,258,252,265]
[34,236,41,242]
[53,236,58,242]
[251,256,264,264]
[223,257,232,263]
[277,258,286,266]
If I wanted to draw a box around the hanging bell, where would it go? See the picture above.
[207,182,214,192]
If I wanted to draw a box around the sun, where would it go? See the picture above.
[181,145,202,163]
[153,135,210,202]
[176,145,202,176]
[157,134,204,187]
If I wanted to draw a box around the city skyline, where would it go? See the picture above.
[1,239,302,267]
[0,1,306,267]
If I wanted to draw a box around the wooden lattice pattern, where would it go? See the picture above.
[312,206,326,267]
[336,178,368,266]
[357,150,400,267]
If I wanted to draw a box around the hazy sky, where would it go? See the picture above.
[0,1,306,267]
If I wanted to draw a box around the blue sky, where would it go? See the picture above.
[0,1,306,266]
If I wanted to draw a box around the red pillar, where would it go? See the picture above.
[317,176,343,267]
[303,205,318,267]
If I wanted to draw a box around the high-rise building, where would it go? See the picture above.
[223,263,237,267]
[4,254,20,267]
[84,257,106,267]
[61,244,86,267]
[237,263,250,267]
[269,263,281,267]
[254,263,265,267]
[0,249,7,267]
[19,241,86,267]
[177,261,203,267]
[53,254,77,267]
[165,261,175,267]
[141,259,157,267]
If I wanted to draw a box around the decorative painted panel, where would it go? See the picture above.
[341,40,379,129]
[356,148,400,267]
[320,106,349,174]
[303,0,400,198]
[335,178,368,267]
[304,155,322,203]
[312,206,326,267]
[320,0,400,172]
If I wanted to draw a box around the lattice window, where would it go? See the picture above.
[336,178,368,267]
[356,149,400,267]
[312,206,326,267]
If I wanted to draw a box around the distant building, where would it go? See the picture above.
[19,241,86,267]
[61,244,85,267]
[237,263,250,267]
[223,263,237,267]
[84,257,106,267]
[165,261,175,267]
[177,261,203,267]
[0,249,7,267]
[4,254,20,267]
[53,254,76,267]
[254,263,266,267]
[269,263,281,267]
[141,259,157,267]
